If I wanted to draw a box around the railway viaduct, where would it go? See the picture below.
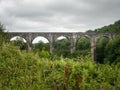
[8,32,119,60]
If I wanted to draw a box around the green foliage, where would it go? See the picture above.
[38,48,50,58]
[33,41,50,53]
[96,36,109,63]
[75,37,90,57]
[54,39,71,57]
[1,20,120,89]
[0,45,41,89]
[0,23,8,49]
[0,23,4,32]
[95,20,120,33]
[86,29,94,32]
[0,45,120,89]
[104,35,120,64]
[76,37,90,50]
[11,37,28,50]
[32,37,91,58]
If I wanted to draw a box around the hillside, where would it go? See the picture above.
[94,20,120,32]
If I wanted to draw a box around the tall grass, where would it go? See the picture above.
[0,45,120,90]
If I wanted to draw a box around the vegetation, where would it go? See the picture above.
[10,37,28,50]
[54,39,71,57]
[88,19,120,63]
[0,23,8,49]
[75,37,90,56]
[0,20,120,89]
[0,45,120,90]
[96,36,109,63]
[95,20,120,33]
[104,35,120,64]
[33,41,50,53]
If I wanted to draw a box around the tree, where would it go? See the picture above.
[11,37,28,50]
[76,37,90,50]
[95,20,120,33]
[38,47,50,58]
[33,41,50,52]
[86,29,94,32]
[104,35,120,64]
[96,37,109,63]
[75,37,90,56]
[0,23,8,49]
[54,39,71,57]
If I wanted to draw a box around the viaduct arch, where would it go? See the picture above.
[8,32,119,61]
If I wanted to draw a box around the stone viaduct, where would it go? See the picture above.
[8,32,119,61]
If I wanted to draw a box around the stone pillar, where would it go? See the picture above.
[91,37,96,61]
[26,33,32,51]
[108,34,114,41]
[27,42,32,51]
[50,41,54,54]
[70,33,77,53]
[49,34,54,54]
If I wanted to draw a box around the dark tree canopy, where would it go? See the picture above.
[54,39,71,57]
[94,20,120,33]
[76,37,90,50]
[33,41,50,52]
[104,35,120,64]
[96,37,109,63]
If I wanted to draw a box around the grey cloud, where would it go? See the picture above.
[0,0,120,32]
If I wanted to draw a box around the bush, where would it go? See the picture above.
[0,47,120,90]
[104,35,120,64]
[38,48,50,58]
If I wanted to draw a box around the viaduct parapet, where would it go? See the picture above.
[7,32,119,61]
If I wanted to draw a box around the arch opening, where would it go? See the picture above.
[96,36,110,63]
[32,36,50,53]
[54,36,71,57]
[57,36,67,40]
[75,36,91,56]
[10,36,27,50]
[10,36,27,42]
[32,36,49,44]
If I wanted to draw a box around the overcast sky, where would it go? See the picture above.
[0,0,120,32]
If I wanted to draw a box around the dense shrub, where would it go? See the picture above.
[104,35,120,64]
[38,48,50,58]
[0,45,120,90]
[0,23,8,49]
